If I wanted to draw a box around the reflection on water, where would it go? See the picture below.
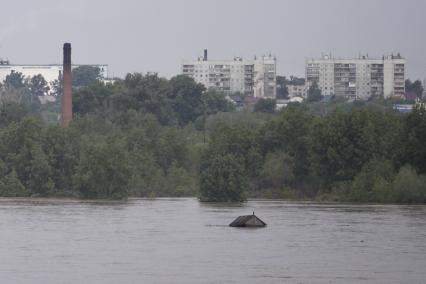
[0,198,425,283]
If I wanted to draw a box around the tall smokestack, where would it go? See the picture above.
[204,49,208,61]
[61,43,72,127]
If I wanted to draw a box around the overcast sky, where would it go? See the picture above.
[0,0,425,80]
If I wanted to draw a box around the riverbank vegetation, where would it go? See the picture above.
[0,72,425,203]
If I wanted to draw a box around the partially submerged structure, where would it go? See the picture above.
[229,213,266,227]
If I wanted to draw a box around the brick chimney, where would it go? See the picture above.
[61,43,72,127]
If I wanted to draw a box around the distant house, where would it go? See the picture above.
[404,91,417,102]
[276,97,304,110]
[244,96,259,105]
[229,213,266,227]
[287,83,308,99]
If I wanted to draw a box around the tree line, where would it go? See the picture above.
[200,101,426,203]
[0,71,425,203]
[0,73,233,198]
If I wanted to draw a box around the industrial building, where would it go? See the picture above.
[182,50,276,98]
[305,54,405,99]
[0,59,108,95]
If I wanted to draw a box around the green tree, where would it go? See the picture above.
[169,75,205,125]
[73,139,130,199]
[202,90,234,115]
[29,74,50,97]
[258,103,314,181]
[311,108,402,185]
[347,159,395,202]
[4,71,27,89]
[119,73,176,125]
[276,76,289,99]
[0,169,29,197]
[405,79,424,99]
[72,66,102,88]
[259,151,295,189]
[25,144,55,195]
[42,125,80,194]
[254,98,276,113]
[401,104,426,173]
[208,124,262,177]
[0,101,29,127]
[200,153,246,202]
[391,165,426,203]
[307,81,323,102]
[51,78,62,96]
[0,117,54,196]
[73,82,114,115]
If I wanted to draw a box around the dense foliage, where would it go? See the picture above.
[72,66,103,88]
[201,103,426,203]
[0,72,425,203]
[254,98,276,113]
[405,79,424,100]
[307,81,323,102]
[0,74,233,199]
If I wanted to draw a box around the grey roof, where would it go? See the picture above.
[229,214,266,227]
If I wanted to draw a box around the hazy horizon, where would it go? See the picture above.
[1,0,425,80]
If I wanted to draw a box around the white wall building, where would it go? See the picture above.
[287,83,308,98]
[253,55,276,98]
[305,54,405,99]
[0,60,108,95]
[182,50,276,98]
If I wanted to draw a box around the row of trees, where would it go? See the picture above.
[199,103,426,203]
[0,72,51,109]
[73,73,234,126]
[0,66,103,98]
[1,70,425,203]
[0,73,234,198]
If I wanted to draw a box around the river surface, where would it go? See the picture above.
[0,198,425,284]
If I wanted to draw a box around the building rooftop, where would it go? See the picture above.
[229,213,266,227]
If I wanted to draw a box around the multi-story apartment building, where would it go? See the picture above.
[0,59,108,95]
[305,54,405,99]
[253,55,276,98]
[182,50,276,98]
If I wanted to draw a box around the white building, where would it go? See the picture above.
[0,60,108,95]
[305,54,405,99]
[287,83,308,98]
[182,50,276,98]
[252,55,276,98]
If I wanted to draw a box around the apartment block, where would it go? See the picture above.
[305,54,405,99]
[182,50,276,98]
[253,55,276,98]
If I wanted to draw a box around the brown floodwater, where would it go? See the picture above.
[0,198,425,283]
